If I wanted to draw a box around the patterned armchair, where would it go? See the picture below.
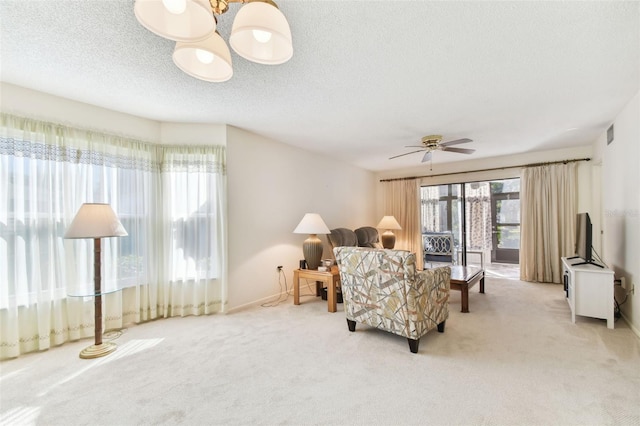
[333,246,450,353]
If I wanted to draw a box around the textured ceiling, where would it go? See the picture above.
[1,1,638,171]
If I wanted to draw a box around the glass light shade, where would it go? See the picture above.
[173,32,233,82]
[134,0,215,42]
[64,203,128,239]
[293,213,330,235]
[377,216,402,230]
[229,1,293,65]
[162,0,187,14]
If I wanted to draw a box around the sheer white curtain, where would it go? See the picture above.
[520,163,577,283]
[160,146,227,317]
[0,114,227,359]
[382,179,423,270]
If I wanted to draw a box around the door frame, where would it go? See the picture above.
[490,192,520,264]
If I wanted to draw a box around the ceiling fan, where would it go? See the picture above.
[390,135,475,163]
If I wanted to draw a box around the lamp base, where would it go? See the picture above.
[303,234,323,270]
[381,231,396,249]
[79,342,117,359]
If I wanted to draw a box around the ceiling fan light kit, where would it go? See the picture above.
[134,0,293,82]
[390,134,476,163]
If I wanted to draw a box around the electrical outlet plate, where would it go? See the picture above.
[621,277,627,290]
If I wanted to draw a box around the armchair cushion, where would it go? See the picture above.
[334,246,450,353]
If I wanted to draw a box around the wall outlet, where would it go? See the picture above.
[631,283,635,295]
[620,277,627,290]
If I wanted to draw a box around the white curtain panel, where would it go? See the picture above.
[520,163,577,283]
[160,146,227,317]
[420,186,441,233]
[0,114,227,359]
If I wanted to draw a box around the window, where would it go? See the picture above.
[1,113,227,359]
[164,168,220,281]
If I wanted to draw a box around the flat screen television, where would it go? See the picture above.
[573,212,602,267]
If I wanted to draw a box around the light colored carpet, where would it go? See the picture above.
[1,278,639,426]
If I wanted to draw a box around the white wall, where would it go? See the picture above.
[0,83,159,141]
[160,122,226,146]
[597,92,640,334]
[225,126,376,310]
[0,83,228,146]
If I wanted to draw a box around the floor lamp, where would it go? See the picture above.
[65,203,128,359]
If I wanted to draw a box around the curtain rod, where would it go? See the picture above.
[379,157,591,182]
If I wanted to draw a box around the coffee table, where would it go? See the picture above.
[293,266,340,313]
[449,265,484,313]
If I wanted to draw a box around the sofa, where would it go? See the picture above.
[333,246,450,353]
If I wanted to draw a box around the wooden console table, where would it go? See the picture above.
[293,266,340,313]
[449,265,485,313]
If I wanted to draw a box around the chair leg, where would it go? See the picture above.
[437,320,446,333]
[407,338,420,353]
[346,319,356,332]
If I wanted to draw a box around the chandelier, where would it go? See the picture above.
[134,0,293,82]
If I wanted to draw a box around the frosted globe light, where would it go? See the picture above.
[196,49,214,64]
[252,29,272,43]
[162,0,187,14]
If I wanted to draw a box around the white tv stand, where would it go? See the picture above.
[562,257,614,329]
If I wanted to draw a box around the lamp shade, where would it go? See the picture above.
[377,216,402,230]
[173,31,233,82]
[229,1,293,65]
[134,0,215,42]
[293,213,330,235]
[64,203,128,239]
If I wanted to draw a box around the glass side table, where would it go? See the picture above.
[68,285,122,359]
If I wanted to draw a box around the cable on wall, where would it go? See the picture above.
[261,268,290,308]
[260,268,317,308]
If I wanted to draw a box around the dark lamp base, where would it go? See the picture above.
[381,231,396,249]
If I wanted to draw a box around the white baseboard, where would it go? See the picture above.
[620,311,640,339]
[226,291,293,314]
[227,281,322,314]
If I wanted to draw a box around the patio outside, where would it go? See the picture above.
[422,178,521,280]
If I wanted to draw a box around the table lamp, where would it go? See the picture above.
[377,215,402,249]
[65,203,128,359]
[293,213,330,270]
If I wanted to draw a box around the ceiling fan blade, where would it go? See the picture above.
[389,149,425,160]
[421,151,432,163]
[442,147,475,154]
[440,138,473,147]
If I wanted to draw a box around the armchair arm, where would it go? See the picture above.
[407,266,450,333]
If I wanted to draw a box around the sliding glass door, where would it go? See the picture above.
[490,179,520,264]
[420,184,462,265]
[421,178,521,269]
